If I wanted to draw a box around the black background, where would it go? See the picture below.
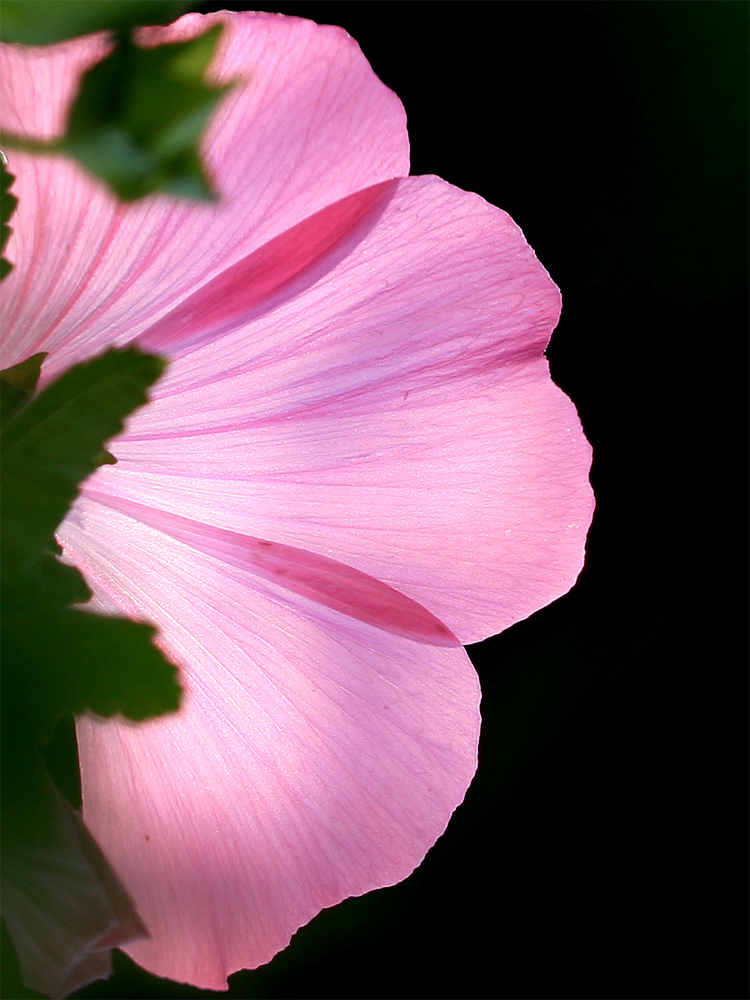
[11,3,750,999]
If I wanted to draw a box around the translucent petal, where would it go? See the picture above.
[0,12,409,371]
[60,501,480,989]
[85,176,593,642]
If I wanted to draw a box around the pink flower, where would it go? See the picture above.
[0,11,594,993]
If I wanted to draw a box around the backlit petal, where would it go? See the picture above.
[85,176,593,643]
[60,499,480,989]
[0,12,409,371]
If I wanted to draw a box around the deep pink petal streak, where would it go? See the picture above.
[83,490,460,647]
[138,180,398,354]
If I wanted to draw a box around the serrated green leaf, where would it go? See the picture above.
[2,574,181,736]
[0,0,189,45]
[1,353,48,424]
[1,378,28,425]
[1,344,182,924]
[24,551,92,608]
[1,347,166,582]
[1,155,18,280]
[61,26,232,201]
[1,347,181,739]
[1,353,48,394]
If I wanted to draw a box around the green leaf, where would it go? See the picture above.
[1,353,48,424]
[1,155,18,280]
[1,352,48,394]
[0,346,181,974]
[0,0,189,45]
[22,550,91,608]
[61,26,231,201]
[1,347,182,738]
[2,568,181,736]
[1,347,165,582]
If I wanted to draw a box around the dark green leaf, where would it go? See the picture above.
[0,0,189,45]
[1,347,165,582]
[1,352,48,394]
[1,155,18,279]
[62,26,231,201]
[1,353,48,423]
[3,570,181,736]
[1,379,28,425]
[23,550,92,608]
[1,347,181,738]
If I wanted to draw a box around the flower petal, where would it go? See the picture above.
[59,498,480,990]
[85,175,593,643]
[0,12,409,372]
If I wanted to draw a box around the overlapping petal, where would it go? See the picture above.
[61,499,480,989]
[55,172,591,986]
[0,12,409,372]
[84,175,593,643]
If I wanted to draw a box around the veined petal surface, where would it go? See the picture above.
[0,12,409,371]
[83,175,593,643]
[61,499,480,989]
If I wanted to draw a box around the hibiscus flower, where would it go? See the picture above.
[0,11,594,993]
